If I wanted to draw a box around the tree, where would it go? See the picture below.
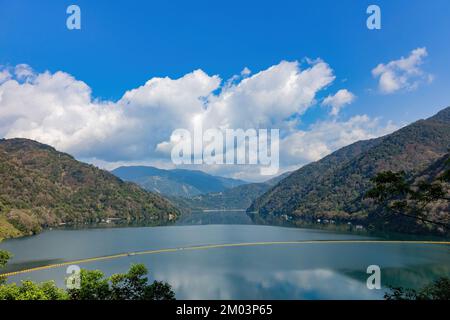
[385,277,450,300]
[1,259,175,300]
[366,157,450,231]
[0,250,11,268]
[68,264,175,300]
[67,269,110,300]
[0,280,68,300]
[0,249,68,300]
[0,250,12,285]
[110,264,149,300]
[144,280,176,300]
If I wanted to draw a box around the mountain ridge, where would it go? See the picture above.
[169,171,292,211]
[248,106,450,233]
[112,165,248,197]
[0,138,180,240]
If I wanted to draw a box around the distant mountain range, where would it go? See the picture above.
[173,172,291,210]
[112,166,248,197]
[248,107,450,234]
[112,165,291,211]
[0,139,180,240]
[1,107,449,239]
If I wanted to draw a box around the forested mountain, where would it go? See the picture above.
[366,152,450,234]
[0,139,180,240]
[248,107,450,232]
[112,166,248,197]
[174,183,270,210]
[170,171,292,211]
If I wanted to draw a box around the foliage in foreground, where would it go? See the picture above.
[0,250,175,300]
[385,277,450,300]
[67,264,175,300]
[0,250,10,268]
[0,250,12,285]
[0,280,69,300]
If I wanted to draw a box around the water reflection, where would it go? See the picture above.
[157,267,382,300]
[1,216,449,300]
[176,210,253,225]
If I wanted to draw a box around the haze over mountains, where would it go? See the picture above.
[112,166,291,210]
[248,107,450,233]
[175,172,291,210]
[112,166,247,197]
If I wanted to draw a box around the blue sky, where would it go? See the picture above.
[1,0,449,180]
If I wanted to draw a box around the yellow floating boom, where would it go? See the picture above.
[1,240,449,278]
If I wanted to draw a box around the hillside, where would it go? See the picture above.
[171,171,292,211]
[365,152,450,234]
[248,107,450,232]
[112,166,248,197]
[176,183,270,210]
[0,139,180,240]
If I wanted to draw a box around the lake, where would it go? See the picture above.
[1,211,449,299]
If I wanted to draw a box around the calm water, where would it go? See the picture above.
[1,211,449,299]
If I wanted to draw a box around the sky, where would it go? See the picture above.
[0,0,449,181]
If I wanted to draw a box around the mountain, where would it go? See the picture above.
[175,183,270,210]
[248,107,450,232]
[172,171,292,211]
[365,152,450,234]
[0,139,180,240]
[112,166,248,197]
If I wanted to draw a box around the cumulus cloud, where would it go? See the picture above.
[240,67,251,77]
[280,115,396,167]
[372,47,432,94]
[14,64,35,81]
[0,61,395,180]
[204,60,335,131]
[322,89,356,116]
[0,69,11,84]
[0,69,129,159]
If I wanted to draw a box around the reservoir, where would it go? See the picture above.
[1,211,449,299]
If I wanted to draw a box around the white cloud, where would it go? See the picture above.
[0,69,11,84]
[0,69,129,159]
[372,47,431,94]
[14,64,35,81]
[204,60,335,130]
[322,89,356,116]
[240,67,251,77]
[280,115,397,167]
[0,62,395,180]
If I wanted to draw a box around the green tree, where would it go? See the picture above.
[1,258,175,300]
[366,158,450,230]
[67,269,110,300]
[0,250,12,285]
[68,264,175,300]
[0,250,11,268]
[110,263,149,300]
[144,280,176,300]
[0,280,68,300]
